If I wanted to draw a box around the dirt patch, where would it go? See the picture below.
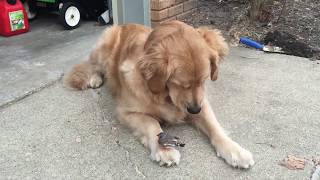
[182,0,320,60]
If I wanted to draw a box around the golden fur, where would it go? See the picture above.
[65,21,254,168]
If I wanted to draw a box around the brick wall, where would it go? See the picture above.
[151,0,198,27]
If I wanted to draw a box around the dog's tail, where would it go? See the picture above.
[64,25,121,91]
[64,52,104,90]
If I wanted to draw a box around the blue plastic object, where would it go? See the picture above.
[239,37,264,50]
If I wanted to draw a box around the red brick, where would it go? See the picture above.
[183,0,198,12]
[163,16,177,23]
[151,21,161,28]
[151,16,177,27]
[151,9,169,21]
[177,9,196,20]
[168,4,183,17]
[151,0,175,10]
[174,0,186,4]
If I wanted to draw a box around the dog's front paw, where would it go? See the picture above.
[88,74,103,88]
[215,140,254,169]
[150,147,181,167]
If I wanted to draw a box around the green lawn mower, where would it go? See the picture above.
[23,0,111,29]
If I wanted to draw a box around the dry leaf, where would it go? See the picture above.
[279,155,307,170]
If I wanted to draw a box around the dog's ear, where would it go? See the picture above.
[209,50,220,81]
[138,55,169,94]
[197,27,229,81]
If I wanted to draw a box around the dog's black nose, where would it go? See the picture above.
[187,105,201,114]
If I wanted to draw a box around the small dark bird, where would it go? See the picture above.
[157,132,185,148]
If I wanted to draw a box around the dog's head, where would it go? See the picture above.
[139,21,229,114]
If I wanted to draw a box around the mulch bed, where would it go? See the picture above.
[182,0,320,60]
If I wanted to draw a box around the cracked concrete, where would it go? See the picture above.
[0,75,63,109]
[1,48,320,179]
[0,14,105,107]
[1,14,320,179]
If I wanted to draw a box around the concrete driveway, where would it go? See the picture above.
[1,16,320,179]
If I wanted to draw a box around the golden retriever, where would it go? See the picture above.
[65,21,254,168]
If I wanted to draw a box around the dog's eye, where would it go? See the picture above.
[171,80,181,86]
[182,84,191,89]
[170,79,190,89]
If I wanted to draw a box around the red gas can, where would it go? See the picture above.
[0,0,29,37]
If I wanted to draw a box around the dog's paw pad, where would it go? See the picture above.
[88,74,103,88]
[151,147,180,167]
